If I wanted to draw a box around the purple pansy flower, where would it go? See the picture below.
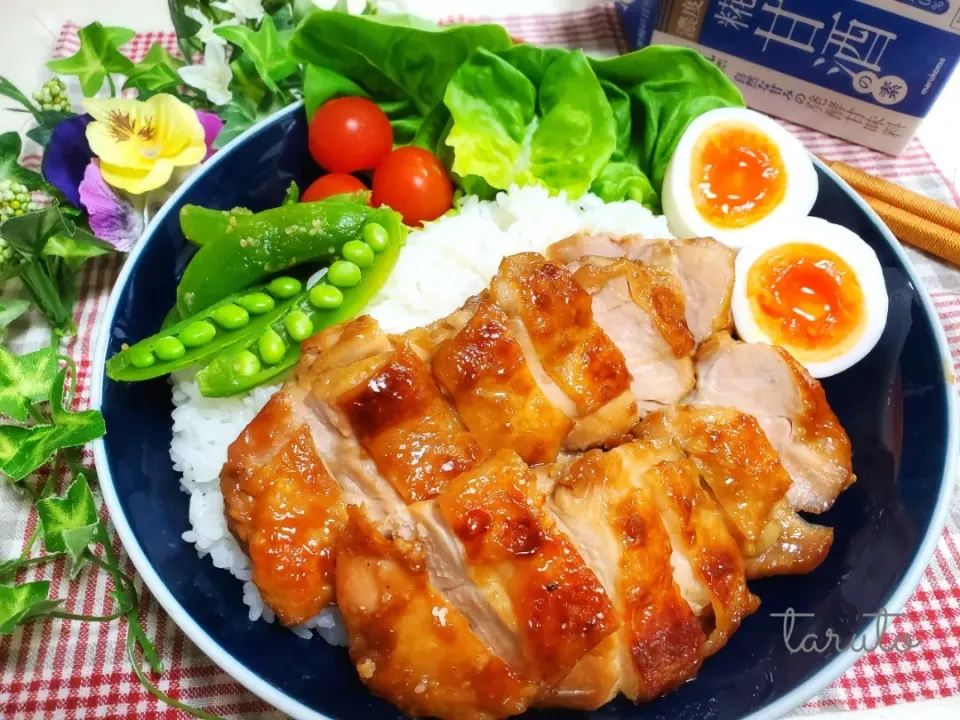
[41,114,92,208]
[197,111,224,160]
[78,162,143,252]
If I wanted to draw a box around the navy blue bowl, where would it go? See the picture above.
[92,102,958,720]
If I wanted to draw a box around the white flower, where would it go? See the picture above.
[179,42,233,106]
[184,8,240,46]
[311,0,368,14]
[211,0,266,22]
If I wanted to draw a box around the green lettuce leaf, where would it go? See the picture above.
[0,581,63,634]
[590,161,660,212]
[36,473,99,576]
[589,46,744,192]
[0,344,57,422]
[444,48,616,199]
[290,11,511,143]
[47,23,136,97]
[0,367,106,482]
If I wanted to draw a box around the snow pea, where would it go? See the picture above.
[179,205,252,246]
[176,202,399,317]
[195,211,406,397]
[105,276,306,382]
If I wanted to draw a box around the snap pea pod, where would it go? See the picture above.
[176,202,400,317]
[195,215,406,397]
[179,205,252,246]
[105,276,305,382]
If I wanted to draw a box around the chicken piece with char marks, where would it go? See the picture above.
[689,332,855,512]
[217,237,855,720]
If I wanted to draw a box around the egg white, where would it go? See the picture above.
[731,216,888,379]
[662,108,818,249]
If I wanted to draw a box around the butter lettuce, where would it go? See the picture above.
[444,48,616,199]
[290,14,744,210]
[290,11,512,143]
[590,46,745,193]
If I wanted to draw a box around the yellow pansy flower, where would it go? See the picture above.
[84,94,207,195]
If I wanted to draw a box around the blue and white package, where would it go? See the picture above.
[616,0,960,154]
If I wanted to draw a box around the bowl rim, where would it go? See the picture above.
[91,99,960,720]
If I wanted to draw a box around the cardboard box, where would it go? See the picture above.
[616,0,960,154]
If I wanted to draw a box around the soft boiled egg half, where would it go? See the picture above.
[731,217,888,379]
[663,107,818,248]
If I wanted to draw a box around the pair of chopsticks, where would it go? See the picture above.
[818,156,960,267]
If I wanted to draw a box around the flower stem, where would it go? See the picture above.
[106,73,117,98]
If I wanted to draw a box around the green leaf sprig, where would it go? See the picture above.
[0,346,226,720]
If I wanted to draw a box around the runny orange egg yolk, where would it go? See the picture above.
[691,122,787,229]
[747,243,866,355]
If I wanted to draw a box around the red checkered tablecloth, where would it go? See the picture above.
[1,7,959,718]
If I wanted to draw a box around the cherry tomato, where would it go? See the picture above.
[371,147,454,226]
[308,97,393,174]
[301,173,369,203]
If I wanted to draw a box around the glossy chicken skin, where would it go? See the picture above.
[220,380,346,626]
[435,451,619,687]
[690,332,855,512]
[635,406,834,578]
[337,341,480,503]
[491,253,633,420]
[432,297,573,465]
[217,240,856,720]
[336,508,537,720]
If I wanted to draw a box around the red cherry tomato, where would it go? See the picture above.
[301,173,369,203]
[308,97,393,174]
[371,147,454,226]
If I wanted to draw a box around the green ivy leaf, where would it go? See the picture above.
[0,205,70,260]
[47,23,136,97]
[215,15,298,92]
[0,344,57,422]
[25,111,78,149]
[0,581,63,634]
[213,95,258,149]
[0,299,29,334]
[0,132,44,192]
[43,231,112,271]
[36,474,99,576]
[123,43,185,99]
[0,75,39,116]
[0,367,106,482]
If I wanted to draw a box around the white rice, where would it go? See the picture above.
[169,185,670,643]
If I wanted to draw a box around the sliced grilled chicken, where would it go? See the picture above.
[425,450,619,688]
[690,332,855,512]
[221,389,345,625]
[432,297,574,465]
[550,447,708,703]
[336,508,537,720]
[635,405,834,578]
[547,233,735,342]
[335,341,481,503]
[491,253,637,449]
[572,258,695,417]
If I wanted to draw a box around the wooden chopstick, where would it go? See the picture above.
[857,193,960,267]
[818,156,960,267]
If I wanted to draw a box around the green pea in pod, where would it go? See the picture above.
[195,212,406,398]
[105,277,306,382]
[176,202,399,318]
